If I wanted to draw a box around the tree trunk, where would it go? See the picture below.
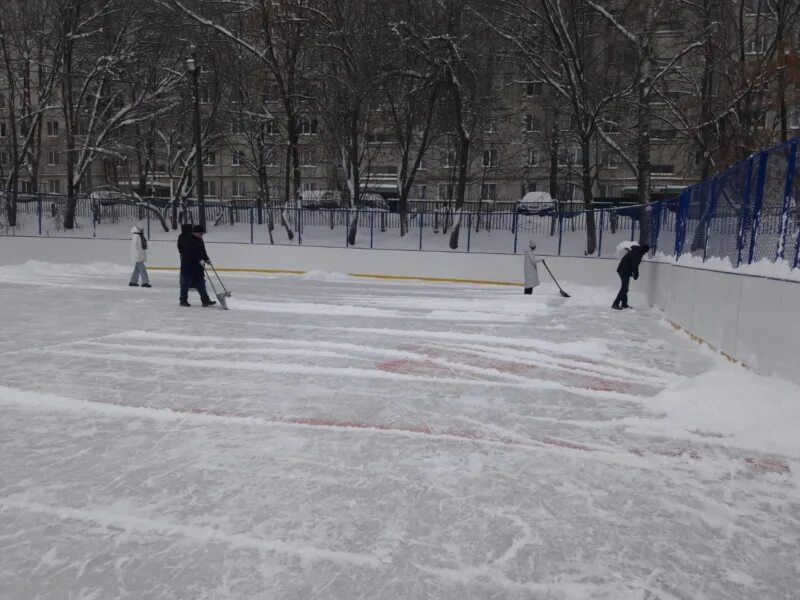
[581,141,597,255]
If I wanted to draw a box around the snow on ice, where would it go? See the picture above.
[0,261,798,599]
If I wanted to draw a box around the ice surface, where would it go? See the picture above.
[0,263,798,599]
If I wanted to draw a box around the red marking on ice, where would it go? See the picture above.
[375,358,442,374]
[628,446,701,460]
[745,457,790,474]
[542,438,595,452]
[582,379,630,393]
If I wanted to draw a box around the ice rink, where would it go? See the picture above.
[0,262,798,599]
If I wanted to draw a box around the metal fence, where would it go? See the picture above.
[671,138,800,269]
[2,141,799,270]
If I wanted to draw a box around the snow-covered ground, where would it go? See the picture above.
[1,262,798,599]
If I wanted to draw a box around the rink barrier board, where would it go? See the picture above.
[148,265,520,287]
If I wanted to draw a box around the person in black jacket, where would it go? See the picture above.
[179,225,216,307]
[612,244,649,310]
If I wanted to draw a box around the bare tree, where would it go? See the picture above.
[0,0,61,226]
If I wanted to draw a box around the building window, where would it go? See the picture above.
[232,180,246,197]
[414,184,427,199]
[480,183,497,201]
[265,146,277,166]
[482,149,497,168]
[558,148,582,167]
[112,95,124,111]
[46,121,59,137]
[0,152,7,166]
[748,33,772,54]
[0,122,6,138]
[299,147,316,166]
[651,164,674,175]
[203,180,217,197]
[301,180,317,192]
[264,120,277,135]
[203,151,216,166]
[445,149,457,167]
[526,81,543,97]
[0,93,6,109]
[49,179,61,194]
[525,114,540,132]
[231,120,245,135]
[299,116,318,135]
[484,118,498,133]
[438,183,454,200]
[605,151,619,168]
[200,89,210,104]
[526,148,540,167]
[790,111,800,130]
[20,180,34,193]
[48,151,59,165]
[231,150,243,166]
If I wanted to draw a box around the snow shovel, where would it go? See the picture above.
[204,263,232,310]
[542,260,571,298]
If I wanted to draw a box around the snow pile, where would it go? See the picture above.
[300,270,351,281]
[652,252,800,282]
[625,364,800,457]
[616,240,638,256]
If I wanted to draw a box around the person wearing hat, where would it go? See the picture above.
[128,222,151,288]
[179,225,216,307]
[612,243,649,310]
[523,239,542,295]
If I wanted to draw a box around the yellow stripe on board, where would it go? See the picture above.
[667,320,748,369]
[147,265,520,287]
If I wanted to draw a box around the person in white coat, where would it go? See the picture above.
[129,223,151,287]
[523,239,542,295]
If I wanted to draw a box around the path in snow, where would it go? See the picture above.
[0,262,798,600]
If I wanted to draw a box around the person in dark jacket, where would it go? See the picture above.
[179,225,216,307]
[612,244,649,310]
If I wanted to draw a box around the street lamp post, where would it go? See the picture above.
[186,45,205,229]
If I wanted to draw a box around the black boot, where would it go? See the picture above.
[201,298,217,307]
[142,283,151,288]
[611,302,622,311]
[179,300,191,307]
[129,282,139,287]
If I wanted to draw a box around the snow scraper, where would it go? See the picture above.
[205,263,232,310]
[542,260,571,298]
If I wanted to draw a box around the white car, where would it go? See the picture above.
[517,191,556,215]
[299,190,342,209]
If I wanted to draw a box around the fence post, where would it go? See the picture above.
[793,220,800,269]
[748,151,769,264]
[418,210,423,250]
[92,200,96,238]
[735,157,755,267]
[512,212,519,254]
[702,178,719,262]
[250,207,254,244]
[557,205,563,256]
[597,209,605,258]
[346,208,351,247]
[370,208,374,249]
[37,197,42,236]
[467,212,472,252]
[675,188,690,257]
[630,211,636,242]
[776,141,798,261]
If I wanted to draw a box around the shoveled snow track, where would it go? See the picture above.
[0,262,797,600]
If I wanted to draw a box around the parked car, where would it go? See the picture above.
[516,191,556,216]
[356,193,390,211]
[299,190,342,210]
